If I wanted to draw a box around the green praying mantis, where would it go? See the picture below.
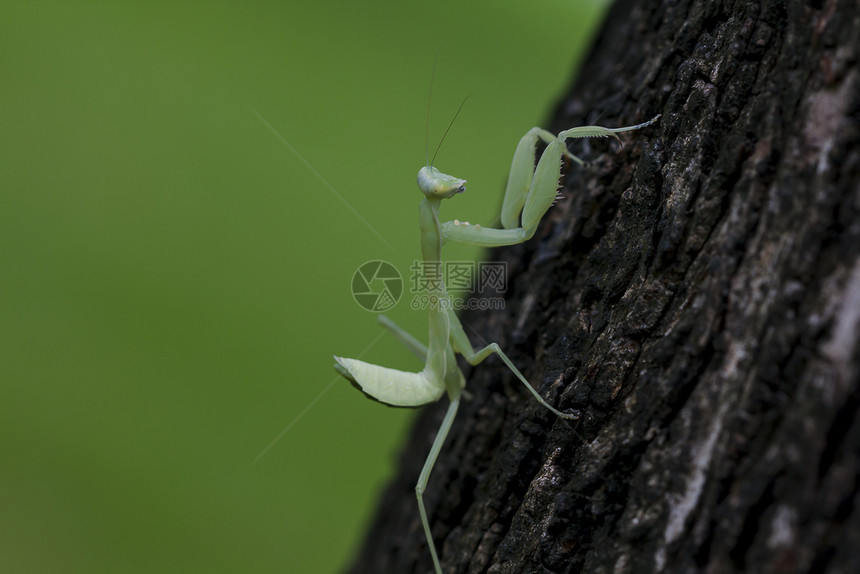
[334,114,659,574]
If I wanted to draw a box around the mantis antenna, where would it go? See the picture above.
[423,50,471,168]
[430,95,472,168]
[425,50,439,167]
[335,102,660,572]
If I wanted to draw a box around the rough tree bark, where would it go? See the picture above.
[347,0,860,572]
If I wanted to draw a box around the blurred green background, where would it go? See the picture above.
[0,2,608,572]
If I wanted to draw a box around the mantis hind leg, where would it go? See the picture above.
[416,395,460,574]
[447,311,575,419]
[377,314,427,361]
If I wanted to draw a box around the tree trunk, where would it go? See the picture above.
[346,0,860,572]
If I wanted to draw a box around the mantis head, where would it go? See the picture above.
[417,166,466,200]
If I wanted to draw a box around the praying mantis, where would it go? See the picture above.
[334,114,659,574]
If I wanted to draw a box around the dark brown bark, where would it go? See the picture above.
[346,0,860,572]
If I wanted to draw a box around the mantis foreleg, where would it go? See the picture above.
[442,115,661,247]
[501,127,585,229]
